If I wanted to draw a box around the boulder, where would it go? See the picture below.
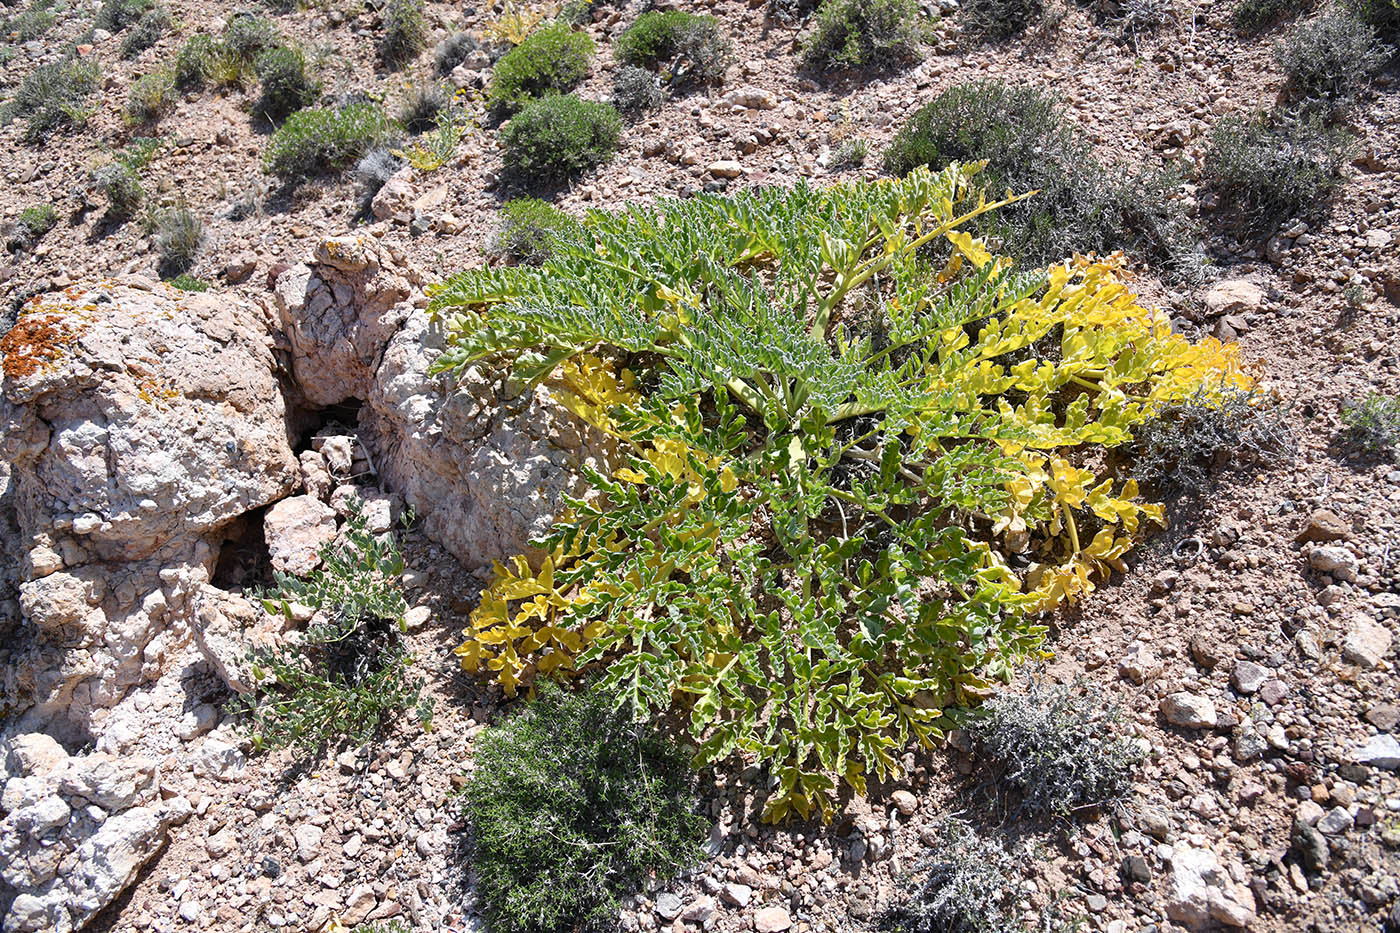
[1342,617,1392,669]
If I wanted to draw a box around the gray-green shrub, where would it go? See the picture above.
[1234,0,1303,33]
[1131,389,1293,496]
[492,197,579,264]
[95,0,152,32]
[173,34,216,88]
[802,0,925,71]
[1274,10,1390,106]
[435,30,483,74]
[960,0,1043,39]
[254,45,320,121]
[500,93,620,185]
[611,63,663,116]
[124,68,176,123]
[119,5,169,58]
[223,12,280,65]
[614,10,728,86]
[395,80,448,133]
[487,22,593,117]
[1203,113,1348,237]
[153,204,203,275]
[5,57,100,141]
[92,161,144,218]
[263,101,392,182]
[378,0,426,69]
[2,3,56,42]
[1342,393,1400,455]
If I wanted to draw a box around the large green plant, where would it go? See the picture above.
[430,164,1248,821]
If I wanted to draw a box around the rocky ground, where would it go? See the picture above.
[2,0,1399,930]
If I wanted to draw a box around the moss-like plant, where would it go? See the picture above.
[431,165,1250,822]
[614,10,728,86]
[499,93,620,184]
[263,101,392,182]
[463,683,705,933]
[487,22,594,117]
[802,0,925,72]
[223,12,281,65]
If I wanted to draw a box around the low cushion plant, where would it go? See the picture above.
[263,101,391,182]
[499,94,621,184]
[487,22,594,118]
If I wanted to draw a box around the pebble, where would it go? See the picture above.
[1230,660,1269,695]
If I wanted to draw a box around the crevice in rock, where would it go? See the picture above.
[210,507,273,595]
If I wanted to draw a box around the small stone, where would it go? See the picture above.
[1297,800,1326,825]
[890,790,918,815]
[1364,702,1400,732]
[1118,641,1159,685]
[1189,634,1228,670]
[682,895,716,923]
[1295,509,1350,543]
[1309,545,1359,581]
[1085,894,1108,913]
[343,833,363,858]
[263,495,338,576]
[654,893,683,922]
[1317,806,1353,835]
[1231,660,1269,695]
[1233,723,1268,762]
[723,86,779,109]
[1161,692,1217,729]
[1204,279,1264,316]
[1290,818,1329,872]
[293,823,324,862]
[721,883,753,907]
[754,906,792,932]
[1258,680,1289,706]
[1122,855,1152,884]
[707,160,745,179]
[1342,617,1393,669]
[1352,734,1400,770]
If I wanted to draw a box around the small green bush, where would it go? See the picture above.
[487,22,594,117]
[173,34,216,88]
[611,63,663,116]
[500,93,620,184]
[255,45,319,121]
[18,203,57,239]
[232,508,432,754]
[973,681,1140,820]
[492,197,578,264]
[5,57,99,142]
[463,684,705,933]
[124,68,176,123]
[153,204,203,275]
[435,30,482,74]
[263,101,392,182]
[1342,393,1400,455]
[802,0,925,72]
[830,136,870,169]
[92,161,144,218]
[1203,113,1348,237]
[95,0,152,32]
[395,80,448,133]
[168,272,209,291]
[223,12,280,65]
[1345,0,1400,35]
[614,10,728,86]
[119,5,169,58]
[2,3,57,43]
[1132,389,1292,496]
[1274,10,1390,106]
[378,0,426,69]
[1234,0,1303,33]
[960,0,1044,39]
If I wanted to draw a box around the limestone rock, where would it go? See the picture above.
[1352,734,1400,770]
[263,495,337,575]
[1166,843,1257,929]
[1161,693,1218,729]
[1309,545,1359,581]
[724,86,778,109]
[755,906,793,932]
[1342,617,1392,669]
[1204,279,1264,316]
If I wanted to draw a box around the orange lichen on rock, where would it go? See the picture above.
[1,312,86,381]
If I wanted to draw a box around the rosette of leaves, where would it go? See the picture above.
[428,163,1249,822]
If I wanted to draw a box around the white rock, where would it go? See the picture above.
[1342,617,1393,669]
[294,823,324,862]
[1231,660,1269,695]
[1166,843,1258,929]
[721,882,753,907]
[1203,279,1264,316]
[263,495,338,576]
[1352,734,1400,770]
[1309,545,1359,581]
[1161,693,1218,729]
[723,86,778,110]
[1316,806,1353,834]
[707,160,745,179]
[192,739,245,781]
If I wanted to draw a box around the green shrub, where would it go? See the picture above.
[223,12,280,65]
[1131,389,1292,496]
[614,10,728,85]
[463,684,705,933]
[435,30,482,74]
[18,203,57,239]
[1274,10,1390,106]
[124,68,176,123]
[95,0,152,32]
[611,63,663,116]
[173,34,216,88]
[2,3,56,43]
[883,80,1202,278]
[1234,0,1303,33]
[499,93,620,184]
[487,22,594,117]
[974,681,1141,820]
[492,197,578,264]
[830,136,870,169]
[1345,0,1400,34]
[5,57,100,142]
[1342,393,1400,455]
[395,80,448,133]
[802,0,925,71]
[168,272,209,291]
[232,508,432,754]
[119,5,169,58]
[1203,113,1348,237]
[263,101,392,182]
[255,45,319,121]
[378,0,426,69]
[92,161,144,218]
[431,166,1250,822]
[153,204,203,275]
[960,0,1044,39]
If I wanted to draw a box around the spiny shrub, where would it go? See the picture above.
[153,205,203,275]
[395,80,448,133]
[1274,10,1390,106]
[611,63,663,116]
[223,12,280,65]
[1234,0,1303,33]
[119,5,169,58]
[232,508,432,753]
[803,0,925,72]
[378,0,426,69]
[960,0,1044,39]
[263,101,392,182]
[95,0,151,32]
[5,57,99,141]
[499,93,620,184]
[491,197,578,264]
[1203,113,1348,237]
[435,30,483,74]
[355,146,405,201]
[883,80,1201,279]
[879,820,1042,933]
[173,34,216,88]
[432,165,1251,822]
[1342,393,1400,455]
[487,22,594,118]
[614,10,728,86]
[124,68,176,123]
[1131,389,1292,496]
[463,683,706,933]
[2,3,56,42]
[92,161,144,218]
[254,45,320,121]
[974,681,1141,820]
